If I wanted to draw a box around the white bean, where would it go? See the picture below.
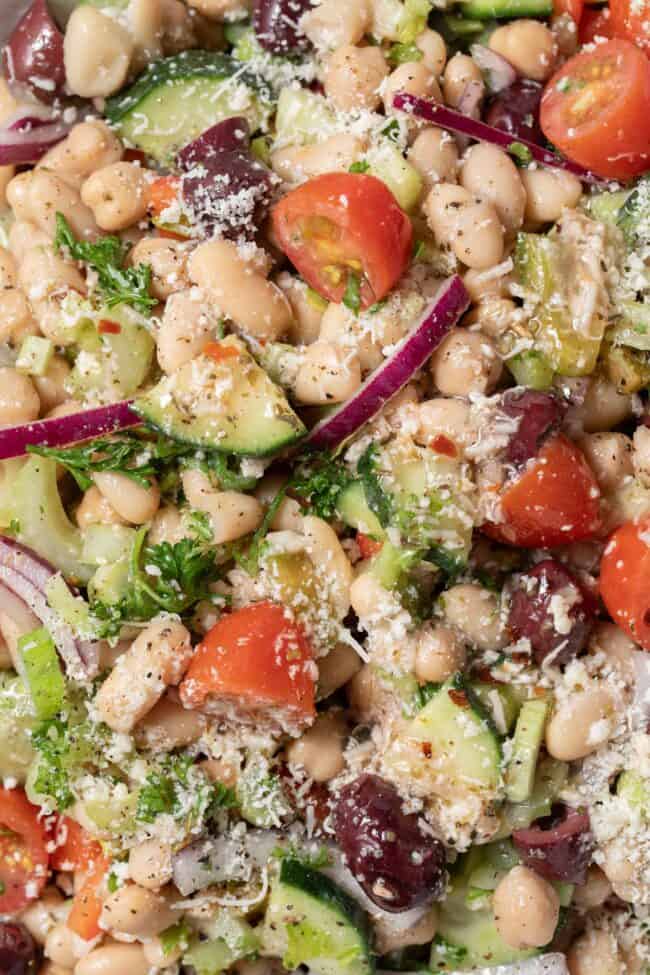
[383,61,441,114]
[317,642,362,699]
[430,328,501,395]
[64,7,134,98]
[441,583,506,651]
[128,839,174,890]
[33,356,72,414]
[442,53,484,108]
[520,167,582,224]
[38,122,123,189]
[81,163,149,232]
[567,928,622,975]
[493,865,560,949]
[0,289,38,345]
[99,883,176,938]
[415,29,447,75]
[414,624,466,683]
[0,246,17,288]
[324,44,389,112]
[545,685,615,760]
[301,0,370,49]
[8,170,98,241]
[0,367,40,426]
[579,432,633,493]
[45,924,81,969]
[286,711,346,781]
[276,273,324,345]
[460,143,526,233]
[94,618,193,732]
[303,514,353,620]
[414,397,476,452]
[408,128,458,188]
[294,342,362,405]
[93,471,160,524]
[76,486,127,529]
[134,693,206,751]
[181,469,264,544]
[271,134,364,184]
[129,237,189,300]
[489,20,557,81]
[74,943,149,975]
[156,288,217,374]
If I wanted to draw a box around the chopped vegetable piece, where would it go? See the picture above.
[0,788,49,914]
[18,627,66,720]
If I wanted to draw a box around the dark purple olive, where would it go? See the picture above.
[178,118,275,240]
[2,0,66,103]
[485,79,544,145]
[252,0,313,54]
[332,774,446,912]
[513,806,594,885]
[508,559,596,666]
[501,389,564,467]
[0,922,39,975]
[176,117,250,169]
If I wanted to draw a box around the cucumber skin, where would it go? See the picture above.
[105,50,269,123]
[279,859,372,946]
[458,0,551,17]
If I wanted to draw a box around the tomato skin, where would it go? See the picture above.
[357,533,383,560]
[483,435,601,549]
[271,173,413,311]
[610,0,650,52]
[66,853,110,941]
[147,175,181,217]
[579,5,613,43]
[179,601,316,725]
[554,0,584,22]
[50,818,103,874]
[600,519,650,650]
[0,789,49,914]
[540,39,650,179]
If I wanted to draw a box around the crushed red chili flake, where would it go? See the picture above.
[98,320,121,334]
[430,434,457,457]
[448,688,470,708]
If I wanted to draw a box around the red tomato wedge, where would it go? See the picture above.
[180,601,316,728]
[540,39,650,179]
[271,173,413,311]
[0,788,49,914]
[147,175,181,217]
[483,435,601,549]
[66,853,110,941]
[579,5,614,43]
[554,0,584,22]
[356,532,383,560]
[600,519,650,650]
[50,817,103,874]
[610,0,650,52]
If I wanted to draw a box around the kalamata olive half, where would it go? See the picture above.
[513,805,594,885]
[485,79,544,145]
[0,922,39,975]
[507,559,596,666]
[252,0,313,54]
[176,117,251,169]
[2,0,66,102]
[501,389,564,467]
[332,774,446,912]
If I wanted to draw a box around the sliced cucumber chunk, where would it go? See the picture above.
[505,697,549,803]
[105,51,269,162]
[18,627,66,721]
[336,482,385,538]
[135,336,306,456]
[384,675,502,799]
[263,858,374,975]
[456,0,551,18]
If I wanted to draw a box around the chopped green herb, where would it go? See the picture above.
[107,872,120,894]
[342,272,362,315]
[160,920,192,956]
[367,298,388,314]
[205,452,260,492]
[349,160,370,173]
[235,483,288,575]
[292,454,352,520]
[508,142,533,166]
[381,118,401,142]
[54,213,156,314]
[31,718,74,810]
[387,42,423,65]
[356,444,393,528]
[136,755,194,823]
[412,238,426,262]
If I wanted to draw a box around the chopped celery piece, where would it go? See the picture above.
[275,88,335,146]
[8,457,91,583]
[87,558,130,607]
[470,681,522,734]
[617,174,650,246]
[602,336,650,394]
[366,141,422,212]
[467,840,520,891]
[46,574,97,639]
[588,188,631,227]
[505,698,549,803]
[507,349,554,389]
[368,540,417,589]
[81,524,136,567]
[18,627,66,721]
[515,232,604,377]
[614,302,650,350]
[184,939,236,975]
[0,673,37,782]
[458,0,551,17]
[251,135,271,165]
[201,911,259,958]
[497,756,568,837]
[16,336,54,377]
[81,791,139,836]
[373,0,431,42]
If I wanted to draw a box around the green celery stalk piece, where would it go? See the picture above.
[18,627,66,720]
[505,698,549,803]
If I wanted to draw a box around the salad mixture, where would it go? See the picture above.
[0,0,649,973]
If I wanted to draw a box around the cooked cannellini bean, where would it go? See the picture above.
[81,162,149,232]
[324,44,389,112]
[271,134,364,183]
[33,356,72,414]
[301,0,370,49]
[76,486,127,529]
[74,942,150,975]
[567,928,622,975]
[414,397,476,452]
[0,368,40,426]
[414,624,466,683]
[0,289,38,345]
[181,469,264,543]
[8,170,98,240]
[441,583,506,651]
[460,143,526,233]
[408,128,459,188]
[294,342,362,405]
[286,711,347,781]
[415,29,447,75]
[134,693,206,751]
[128,839,174,890]
[520,167,582,224]
[579,432,633,493]
[317,642,362,699]
[95,619,193,732]
[489,20,557,81]
[383,61,441,114]
[93,471,161,524]
[303,514,353,619]
[493,866,560,949]
[64,7,134,98]
[156,288,218,374]
[430,328,501,395]
[38,121,123,189]
[545,685,616,760]
[442,53,484,108]
[99,884,176,938]
[277,273,325,345]
[129,237,190,300]
[0,246,17,288]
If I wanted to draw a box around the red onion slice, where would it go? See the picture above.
[0,581,40,639]
[393,92,611,187]
[470,44,517,94]
[0,115,70,165]
[307,274,470,450]
[0,401,141,460]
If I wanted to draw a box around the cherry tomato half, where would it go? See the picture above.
[271,173,413,311]
[610,0,650,52]
[0,789,49,914]
[600,518,650,650]
[179,601,316,727]
[50,817,103,874]
[483,435,601,549]
[554,0,584,23]
[579,5,614,43]
[540,39,650,180]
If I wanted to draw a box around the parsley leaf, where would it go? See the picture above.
[31,718,74,809]
[507,141,533,167]
[160,920,192,956]
[342,272,362,315]
[356,444,393,527]
[55,213,156,314]
[349,160,370,174]
[136,756,236,824]
[91,527,221,637]
[29,430,191,492]
[292,454,352,520]
[234,483,287,575]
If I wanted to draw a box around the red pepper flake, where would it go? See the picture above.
[421,741,432,759]
[448,688,470,708]
[356,532,383,560]
[98,320,121,334]
[204,341,240,362]
[430,434,457,458]
[472,667,505,686]
[157,228,188,241]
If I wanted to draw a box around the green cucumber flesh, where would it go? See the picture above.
[336,482,385,538]
[18,627,66,721]
[456,0,551,17]
[105,51,269,162]
[263,858,373,975]
[135,336,306,456]
[505,697,549,803]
